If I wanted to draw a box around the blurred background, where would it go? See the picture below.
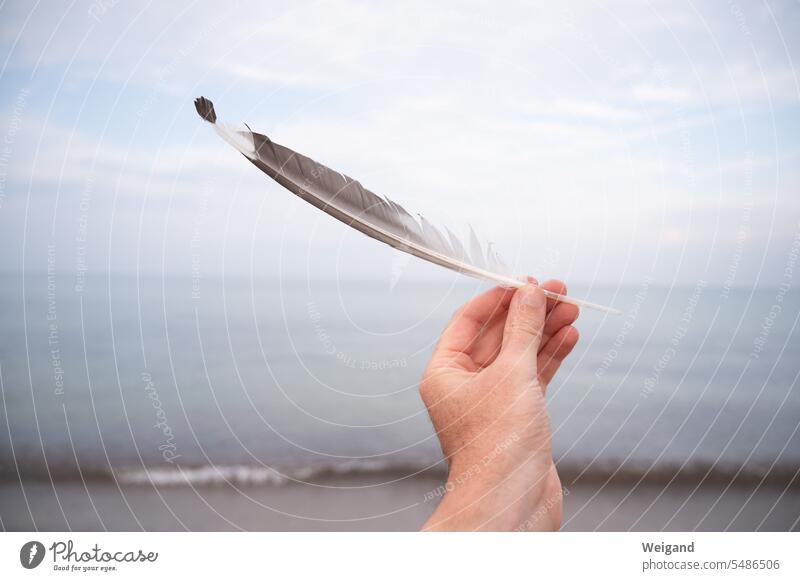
[0,0,798,531]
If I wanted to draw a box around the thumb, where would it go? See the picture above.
[498,284,547,376]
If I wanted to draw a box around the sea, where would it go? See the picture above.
[1,272,798,488]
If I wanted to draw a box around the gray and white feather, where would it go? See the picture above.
[194,97,620,315]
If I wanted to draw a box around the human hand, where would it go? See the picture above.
[420,279,579,531]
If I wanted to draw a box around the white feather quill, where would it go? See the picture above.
[195,97,620,315]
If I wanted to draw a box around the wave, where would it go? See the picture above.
[2,458,797,488]
[115,459,407,487]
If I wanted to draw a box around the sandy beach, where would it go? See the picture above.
[2,470,797,532]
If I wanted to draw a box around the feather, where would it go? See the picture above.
[194,97,621,315]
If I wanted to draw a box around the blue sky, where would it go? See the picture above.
[0,0,798,287]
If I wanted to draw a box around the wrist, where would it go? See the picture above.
[424,449,559,531]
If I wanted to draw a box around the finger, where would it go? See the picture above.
[435,286,515,355]
[542,301,580,347]
[498,284,547,377]
[467,310,508,368]
[537,326,579,388]
[473,277,558,363]
[540,279,567,313]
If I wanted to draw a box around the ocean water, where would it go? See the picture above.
[0,272,798,487]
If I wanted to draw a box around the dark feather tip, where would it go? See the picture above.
[194,96,216,123]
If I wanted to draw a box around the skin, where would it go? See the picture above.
[420,278,579,531]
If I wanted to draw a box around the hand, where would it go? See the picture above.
[420,279,579,531]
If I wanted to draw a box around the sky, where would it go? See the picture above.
[0,0,798,287]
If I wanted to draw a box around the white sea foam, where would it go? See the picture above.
[114,459,407,487]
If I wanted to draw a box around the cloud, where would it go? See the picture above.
[524,98,641,122]
[632,83,692,104]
